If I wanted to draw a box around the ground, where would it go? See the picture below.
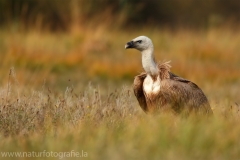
[0,26,240,159]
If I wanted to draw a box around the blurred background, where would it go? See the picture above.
[0,0,239,101]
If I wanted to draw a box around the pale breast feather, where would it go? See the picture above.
[143,75,161,100]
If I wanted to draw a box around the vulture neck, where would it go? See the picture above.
[141,47,158,76]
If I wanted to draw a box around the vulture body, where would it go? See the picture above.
[125,36,212,115]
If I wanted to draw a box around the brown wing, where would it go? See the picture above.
[169,72,206,91]
[158,61,206,91]
[158,62,212,115]
[133,72,148,112]
[163,72,213,115]
[169,72,192,83]
[134,61,212,115]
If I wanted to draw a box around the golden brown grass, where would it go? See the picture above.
[0,26,240,159]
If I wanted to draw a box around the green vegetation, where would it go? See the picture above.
[0,1,240,159]
[0,26,240,160]
[1,0,240,30]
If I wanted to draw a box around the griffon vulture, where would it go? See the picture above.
[125,36,213,115]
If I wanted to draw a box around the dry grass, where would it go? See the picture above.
[0,26,240,159]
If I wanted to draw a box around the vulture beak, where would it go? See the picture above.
[125,41,134,49]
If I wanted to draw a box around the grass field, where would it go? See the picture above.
[0,26,240,159]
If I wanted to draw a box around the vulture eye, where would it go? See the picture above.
[136,40,142,43]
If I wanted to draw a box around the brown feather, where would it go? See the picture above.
[133,61,213,115]
[133,73,147,112]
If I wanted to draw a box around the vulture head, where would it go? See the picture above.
[125,35,157,75]
[125,36,153,52]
